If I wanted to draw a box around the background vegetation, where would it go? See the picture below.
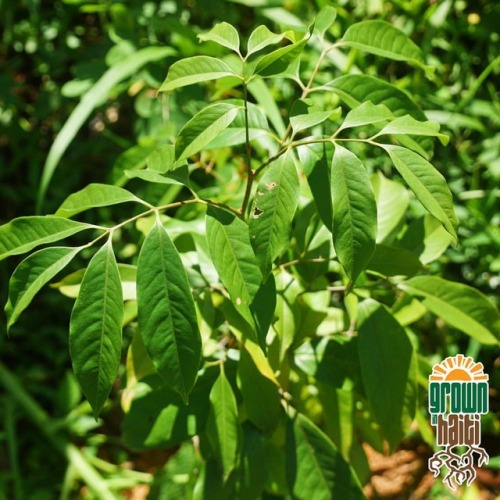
[0,0,498,498]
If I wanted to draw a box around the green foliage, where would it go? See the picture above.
[1,1,499,498]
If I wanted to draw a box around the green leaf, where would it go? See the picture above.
[206,207,262,328]
[339,100,393,131]
[147,145,176,173]
[239,347,281,433]
[372,171,409,244]
[290,108,341,134]
[286,412,364,499]
[254,32,310,77]
[5,246,81,331]
[247,25,286,57]
[341,20,424,65]
[124,166,191,187]
[248,78,286,136]
[399,276,500,345]
[55,184,144,218]
[367,244,422,277]
[207,366,241,482]
[249,151,299,277]
[376,115,449,145]
[37,47,174,212]
[69,241,123,418]
[383,145,458,240]
[314,6,337,39]
[159,56,239,92]
[0,216,97,261]
[357,299,417,451]
[331,145,377,287]
[198,22,240,54]
[176,103,240,161]
[137,220,202,403]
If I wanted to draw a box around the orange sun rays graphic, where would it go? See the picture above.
[430,354,489,382]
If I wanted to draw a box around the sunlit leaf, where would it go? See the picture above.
[147,145,176,173]
[69,240,123,418]
[339,101,393,131]
[137,220,202,403]
[198,22,240,54]
[247,25,286,57]
[399,276,500,344]
[376,115,449,145]
[314,6,337,39]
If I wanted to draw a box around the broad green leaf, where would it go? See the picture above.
[5,246,81,331]
[207,366,241,482]
[248,78,286,136]
[376,115,449,145]
[254,32,310,77]
[331,145,377,287]
[367,244,422,277]
[137,220,202,403]
[249,151,299,277]
[399,276,500,345]
[147,145,176,173]
[339,101,393,131]
[341,20,424,65]
[247,25,286,57]
[314,6,337,39]
[238,347,281,433]
[176,103,240,161]
[357,299,417,451]
[206,207,262,328]
[372,171,409,244]
[286,412,364,500]
[37,47,174,212]
[250,274,277,350]
[198,22,240,54]
[0,216,97,261]
[290,108,341,134]
[69,241,123,418]
[159,56,239,92]
[124,166,191,187]
[55,184,144,218]
[383,145,458,240]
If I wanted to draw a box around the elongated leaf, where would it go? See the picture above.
[5,246,81,331]
[159,56,239,92]
[147,145,176,173]
[331,145,376,287]
[367,244,422,277]
[238,423,268,499]
[357,299,417,451]
[37,47,174,211]
[399,276,500,344]
[341,20,423,65]
[198,22,240,53]
[249,152,299,277]
[376,115,449,145]
[383,145,458,239]
[176,103,240,161]
[207,366,241,481]
[248,78,286,136]
[314,6,337,39]
[55,184,144,218]
[124,166,191,187]
[137,220,202,403]
[247,25,286,57]
[69,241,123,417]
[0,216,97,261]
[339,101,393,131]
[286,412,364,499]
[290,108,340,134]
[206,207,262,328]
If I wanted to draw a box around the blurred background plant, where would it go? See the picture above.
[0,0,498,498]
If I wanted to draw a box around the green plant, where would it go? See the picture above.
[1,7,499,498]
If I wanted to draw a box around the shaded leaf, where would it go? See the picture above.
[69,241,123,417]
[6,246,81,331]
[331,145,377,287]
[0,216,97,261]
[367,244,422,277]
[399,276,500,345]
[147,145,176,173]
[137,220,202,403]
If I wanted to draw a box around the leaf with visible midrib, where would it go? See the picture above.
[0,216,97,261]
[399,276,500,345]
[331,145,377,287]
[198,22,240,54]
[6,246,81,331]
[249,151,299,278]
[70,241,123,418]
[137,220,201,403]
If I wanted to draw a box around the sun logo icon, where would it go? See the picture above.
[428,354,489,491]
[429,354,489,382]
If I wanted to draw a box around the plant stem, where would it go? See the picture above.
[240,82,254,216]
[0,362,117,500]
